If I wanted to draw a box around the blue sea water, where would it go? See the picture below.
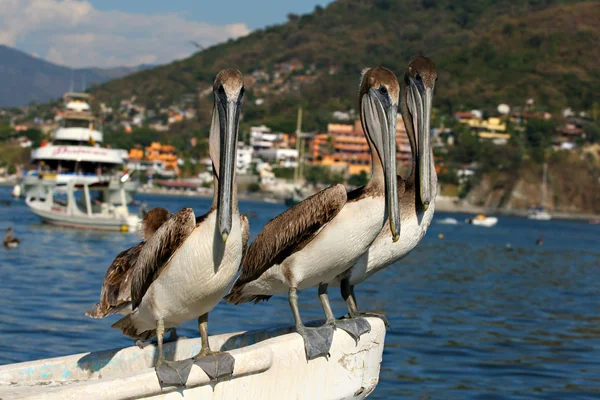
[0,186,599,399]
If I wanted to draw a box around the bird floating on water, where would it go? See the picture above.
[226,67,401,359]
[3,227,19,248]
[331,56,438,326]
[86,69,250,387]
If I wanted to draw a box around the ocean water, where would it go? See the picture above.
[0,186,599,399]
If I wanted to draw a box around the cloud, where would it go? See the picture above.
[0,0,251,68]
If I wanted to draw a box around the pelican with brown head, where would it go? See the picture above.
[225,67,401,359]
[86,69,250,387]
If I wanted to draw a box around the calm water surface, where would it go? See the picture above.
[0,186,599,399]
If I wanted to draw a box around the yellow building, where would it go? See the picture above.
[459,117,510,140]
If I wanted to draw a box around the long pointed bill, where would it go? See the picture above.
[408,84,433,210]
[418,88,433,210]
[362,89,400,242]
[217,101,240,242]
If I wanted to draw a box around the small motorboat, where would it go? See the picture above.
[25,178,140,232]
[466,214,498,227]
[437,217,458,225]
[528,208,551,221]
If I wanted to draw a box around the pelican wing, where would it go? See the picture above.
[131,208,197,310]
[86,208,172,318]
[233,184,347,289]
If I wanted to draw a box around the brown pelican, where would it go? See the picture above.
[86,208,184,344]
[226,67,401,360]
[3,227,19,248]
[86,69,250,387]
[334,56,438,324]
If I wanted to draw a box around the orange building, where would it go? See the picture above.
[309,117,412,176]
[128,142,179,173]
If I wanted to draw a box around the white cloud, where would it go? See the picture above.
[0,0,251,68]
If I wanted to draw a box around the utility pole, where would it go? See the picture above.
[294,107,302,185]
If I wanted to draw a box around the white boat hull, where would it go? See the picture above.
[27,204,139,231]
[528,211,551,221]
[470,217,498,227]
[0,318,386,400]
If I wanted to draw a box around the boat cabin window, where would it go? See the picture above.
[64,119,91,129]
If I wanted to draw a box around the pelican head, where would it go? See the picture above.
[405,56,437,210]
[359,67,401,242]
[210,69,244,242]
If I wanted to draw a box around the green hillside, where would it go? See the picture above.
[91,0,599,132]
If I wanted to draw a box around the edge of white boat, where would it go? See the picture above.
[0,317,386,400]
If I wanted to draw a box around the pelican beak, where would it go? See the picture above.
[216,93,242,242]
[362,88,400,242]
[408,83,433,210]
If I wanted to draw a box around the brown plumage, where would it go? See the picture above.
[85,208,171,318]
[130,208,197,309]
[360,67,400,104]
[225,184,347,304]
[3,227,19,248]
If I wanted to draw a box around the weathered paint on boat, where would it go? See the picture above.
[0,318,385,400]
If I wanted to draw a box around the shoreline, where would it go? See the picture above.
[136,188,600,222]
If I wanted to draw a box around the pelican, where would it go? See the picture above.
[226,67,401,360]
[334,56,438,323]
[86,208,186,345]
[3,227,19,248]
[86,69,250,387]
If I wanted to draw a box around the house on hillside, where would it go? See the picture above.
[554,120,586,150]
[458,116,510,145]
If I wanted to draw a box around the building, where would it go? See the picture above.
[250,125,286,151]
[128,142,179,176]
[308,117,412,176]
[256,148,298,168]
[236,143,254,174]
[554,120,586,149]
[458,116,510,144]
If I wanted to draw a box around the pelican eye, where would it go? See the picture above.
[217,84,226,95]
[379,86,388,95]
[416,74,422,81]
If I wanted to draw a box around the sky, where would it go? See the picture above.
[0,0,333,69]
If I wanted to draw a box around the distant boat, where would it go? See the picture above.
[528,162,551,221]
[20,92,138,204]
[25,178,140,232]
[11,184,21,199]
[437,217,458,225]
[466,214,498,227]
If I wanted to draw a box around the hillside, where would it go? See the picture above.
[0,45,151,107]
[91,0,599,132]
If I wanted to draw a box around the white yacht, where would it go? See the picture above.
[26,178,140,232]
[20,93,138,203]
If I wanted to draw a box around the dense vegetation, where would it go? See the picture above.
[91,0,600,133]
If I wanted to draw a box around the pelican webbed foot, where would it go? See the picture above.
[289,286,334,360]
[192,350,235,380]
[191,313,235,380]
[335,317,371,343]
[155,357,193,388]
[297,324,335,360]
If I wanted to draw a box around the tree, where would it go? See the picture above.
[348,170,369,187]
[525,118,555,163]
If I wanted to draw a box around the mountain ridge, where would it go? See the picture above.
[0,45,152,107]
